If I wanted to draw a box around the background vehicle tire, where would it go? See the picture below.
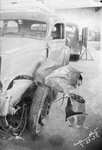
[70,54,79,61]
[29,84,51,138]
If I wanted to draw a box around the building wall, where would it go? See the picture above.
[55,8,101,33]
[44,0,102,9]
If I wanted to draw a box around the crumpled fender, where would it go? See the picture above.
[35,59,82,94]
[35,58,61,83]
[45,65,82,94]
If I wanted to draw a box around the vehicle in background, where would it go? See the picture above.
[66,22,82,60]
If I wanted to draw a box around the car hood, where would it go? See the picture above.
[1,37,44,54]
[0,37,46,90]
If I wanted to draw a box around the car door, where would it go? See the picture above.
[47,22,67,65]
[66,23,78,49]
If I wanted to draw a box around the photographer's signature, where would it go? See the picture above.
[74,127,101,147]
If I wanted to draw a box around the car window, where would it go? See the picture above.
[66,26,75,36]
[1,19,47,39]
[0,20,19,36]
[31,23,47,38]
[6,21,19,33]
[51,23,64,39]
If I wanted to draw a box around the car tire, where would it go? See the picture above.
[29,84,51,138]
[70,54,80,61]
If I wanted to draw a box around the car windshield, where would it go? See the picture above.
[0,19,47,39]
[66,26,75,34]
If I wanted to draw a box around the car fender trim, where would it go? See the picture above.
[7,75,34,90]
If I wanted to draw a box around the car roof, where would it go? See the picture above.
[0,11,65,25]
[66,22,78,29]
[1,1,66,25]
[0,11,49,21]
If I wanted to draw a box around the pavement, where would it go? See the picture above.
[0,48,102,150]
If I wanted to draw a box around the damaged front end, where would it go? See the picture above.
[0,79,33,137]
[0,78,36,138]
[36,59,86,127]
[0,57,85,138]
[0,56,34,137]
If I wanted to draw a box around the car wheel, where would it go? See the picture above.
[29,84,51,138]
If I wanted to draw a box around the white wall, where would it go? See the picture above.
[55,8,101,33]
[44,0,102,9]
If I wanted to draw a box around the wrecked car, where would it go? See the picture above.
[0,8,71,137]
[0,6,84,139]
[66,22,82,60]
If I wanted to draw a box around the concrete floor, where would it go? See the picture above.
[0,48,102,150]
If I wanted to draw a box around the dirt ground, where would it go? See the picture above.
[0,47,102,150]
